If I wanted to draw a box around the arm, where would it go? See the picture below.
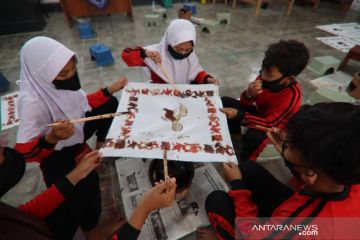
[222,162,259,218]
[243,86,301,129]
[18,151,102,219]
[228,180,258,218]
[121,47,147,67]
[15,121,75,163]
[15,136,55,163]
[87,88,111,109]
[87,78,127,109]
[239,90,257,107]
[18,177,73,219]
[193,71,212,84]
[117,179,177,240]
[239,76,262,106]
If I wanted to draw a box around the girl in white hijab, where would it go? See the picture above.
[122,19,219,85]
[15,36,127,186]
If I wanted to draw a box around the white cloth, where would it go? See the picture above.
[17,36,91,150]
[144,19,204,84]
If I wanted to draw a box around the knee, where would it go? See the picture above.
[243,130,267,145]
[77,170,100,193]
[221,96,235,107]
[205,190,228,213]
[107,96,119,112]
[240,160,257,171]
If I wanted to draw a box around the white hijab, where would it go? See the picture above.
[17,36,91,150]
[144,19,203,84]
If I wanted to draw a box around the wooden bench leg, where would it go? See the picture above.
[338,55,350,70]
[286,0,295,16]
[255,0,262,17]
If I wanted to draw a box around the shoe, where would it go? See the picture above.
[202,27,210,33]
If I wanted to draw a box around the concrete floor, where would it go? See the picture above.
[0,2,359,239]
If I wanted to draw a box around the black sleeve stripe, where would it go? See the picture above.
[21,140,42,157]
[246,85,301,127]
[247,85,300,125]
[23,146,42,159]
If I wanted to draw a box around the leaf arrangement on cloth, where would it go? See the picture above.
[100,82,237,163]
[1,92,20,131]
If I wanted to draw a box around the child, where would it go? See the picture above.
[149,159,194,199]
[15,36,127,186]
[0,147,109,239]
[198,102,360,239]
[121,19,219,85]
[221,40,309,161]
[0,147,177,240]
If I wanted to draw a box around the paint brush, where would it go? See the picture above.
[163,149,169,181]
[250,124,276,133]
[46,112,130,127]
[158,64,185,98]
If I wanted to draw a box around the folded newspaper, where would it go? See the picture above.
[115,158,229,240]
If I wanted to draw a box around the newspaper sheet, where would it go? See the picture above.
[316,22,360,39]
[316,36,360,53]
[115,158,229,240]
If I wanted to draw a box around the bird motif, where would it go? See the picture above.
[162,104,188,132]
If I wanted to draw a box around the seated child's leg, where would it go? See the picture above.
[45,170,101,239]
[240,128,268,161]
[40,145,79,187]
[240,160,294,217]
[79,171,102,232]
[221,97,242,134]
[221,97,257,134]
[205,190,236,240]
[84,96,119,143]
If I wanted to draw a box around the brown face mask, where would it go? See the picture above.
[347,72,360,100]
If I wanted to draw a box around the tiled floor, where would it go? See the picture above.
[0,2,359,239]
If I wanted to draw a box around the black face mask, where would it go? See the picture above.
[52,72,81,91]
[261,77,287,93]
[168,45,193,60]
[0,147,25,197]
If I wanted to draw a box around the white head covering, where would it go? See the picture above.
[144,19,203,84]
[17,36,91,150]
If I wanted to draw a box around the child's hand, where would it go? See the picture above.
[246,79,263,98]
[222,162,242,182]
[67,150,102,185]
[207,78,219,85]
[46,120,75,144]
[266,128,284,153]
[138,178,177,214]
[107,77,128,95]
[145,50,162,65]
[220,108,238,119]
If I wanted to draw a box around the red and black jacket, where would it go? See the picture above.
[208,180,360,240]
[239,77,302,131]
[14,88,110,163]
[121,47,211,84]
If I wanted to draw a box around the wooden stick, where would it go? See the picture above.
[163,149,169,180]
[250,124,276,133]
[316,83,343,89]
[46,112,130,127]
[158,64,184,97]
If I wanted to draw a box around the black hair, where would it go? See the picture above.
[149,159,195,193]
[262,40,310,77]
[285,102,360,185]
